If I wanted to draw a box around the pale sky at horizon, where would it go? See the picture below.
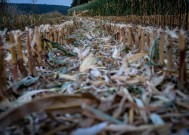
[8,0,72,6]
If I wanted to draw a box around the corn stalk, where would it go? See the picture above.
[0,33,7,99]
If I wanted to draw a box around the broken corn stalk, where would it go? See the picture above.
[50,28,54,41]
[178,30,187,90]
[36,27,43,65]
[16,32,27,77]
[58,29,62,44]
[166,35,173,71]
[16,32,23,60]
[127,27,132,48]
[136,26,141,49]
[9,31,18,81]
[26,30,34,75]
[140,30,145,53]
[159,32,165,65]
[0,34,7,99]
[9,32,17,65]
[30,29,37,75]
[120,27,126,45]
[146,32,150,50]
[54,30,58,43]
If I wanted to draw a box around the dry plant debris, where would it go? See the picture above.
[0,17,189,135]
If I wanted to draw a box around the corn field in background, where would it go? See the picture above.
[0,0,69,30]
[0,12,69,30]
[94,15,189,30]
[0,0,8,16]
[69,0,189,29]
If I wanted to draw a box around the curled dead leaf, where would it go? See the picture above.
[80,53,97,72]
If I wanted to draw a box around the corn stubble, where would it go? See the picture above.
[16,32,28,77]
[9,31,18,81]
[26,29,35,76]
[166,35,173,72]
[178,31,187,90]
[0,14,189,135]
[159,32,165,65]
[36,27,43,66]
[0,35,7,99]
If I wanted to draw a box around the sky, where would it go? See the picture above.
[8,0,72,6]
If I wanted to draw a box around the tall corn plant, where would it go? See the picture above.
[68,0,189,29]
[0,0,8,16]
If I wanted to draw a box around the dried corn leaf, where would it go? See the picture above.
[82,103,124,124]
[150,113,164,125]
[151,73,165,87]
[10,89,57,108]
[0,93,99,127]
[57,73,77,81]
[80,53,97,72]
[72,122,108,135]
[134,98,148,123]
[105,123,171,132]
[12,76,39,90]
[127,53,147,63]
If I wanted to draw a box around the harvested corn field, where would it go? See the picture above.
[0,0,189,135]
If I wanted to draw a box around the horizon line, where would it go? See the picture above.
[7,2,70,7]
